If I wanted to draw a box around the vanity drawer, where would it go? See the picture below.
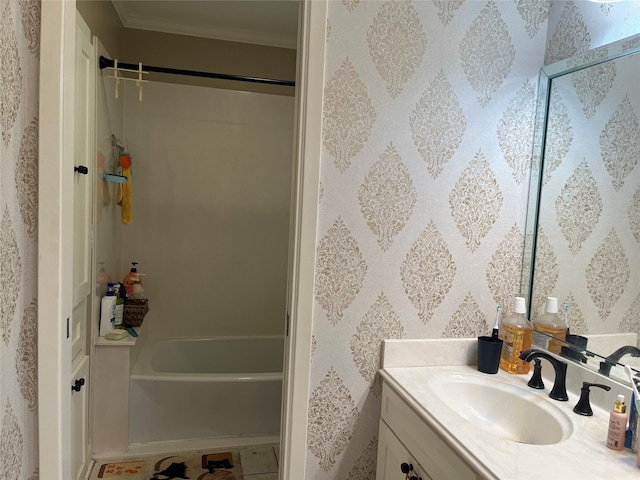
[380,382,477,480]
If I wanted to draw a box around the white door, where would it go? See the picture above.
[38,1,76,478]
[71,12,95,480]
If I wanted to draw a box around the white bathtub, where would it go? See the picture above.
[129,336,284,444]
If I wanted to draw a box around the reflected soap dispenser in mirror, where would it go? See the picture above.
[532,297,567,355]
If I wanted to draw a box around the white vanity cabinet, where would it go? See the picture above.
[377,381,478,480]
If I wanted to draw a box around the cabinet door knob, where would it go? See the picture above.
[74,165,89,174]
[72,378,86,392]
[400,462,412,474]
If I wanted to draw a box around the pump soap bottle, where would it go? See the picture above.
[123,262,140,295]
[607,394,627,451]
[499,296,533,374]
[532,297,567,355]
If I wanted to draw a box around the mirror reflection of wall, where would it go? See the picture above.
[532,51,640,347]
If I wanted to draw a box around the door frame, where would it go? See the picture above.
[280,1,326,478]
[38,0,76,478]
[38,1,328,478]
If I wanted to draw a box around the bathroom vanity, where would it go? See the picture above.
[377,339,639,479]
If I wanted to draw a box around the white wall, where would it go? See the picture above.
[94,39,124,332]
[120,81,294,338]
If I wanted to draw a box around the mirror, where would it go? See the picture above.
[522,33,640,385]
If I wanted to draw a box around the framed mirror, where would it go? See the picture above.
[522,33,640,384]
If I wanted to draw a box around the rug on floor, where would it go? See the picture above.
[90,448,242,480]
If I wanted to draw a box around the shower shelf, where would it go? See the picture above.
[101,173,128,184]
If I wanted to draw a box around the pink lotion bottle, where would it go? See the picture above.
[606,395,627,451]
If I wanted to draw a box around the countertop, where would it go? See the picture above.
[380,364,640,479]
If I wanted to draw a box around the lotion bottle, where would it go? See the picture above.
[499,296,533,374]
[607,394,627,451]
[99,284,116,336]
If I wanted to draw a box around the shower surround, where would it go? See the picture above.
[120,80,295,340]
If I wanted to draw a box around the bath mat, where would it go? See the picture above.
[90,448,242,480]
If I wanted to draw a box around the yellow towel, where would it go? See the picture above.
[117,154,133,224]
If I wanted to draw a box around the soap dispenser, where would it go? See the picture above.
[123,262,140,295]
[532,297,567,354]
[499,296,533,374]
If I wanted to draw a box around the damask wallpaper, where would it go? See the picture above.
[305,1,640,478]
[0,0,638,479]
[0,0,40,479]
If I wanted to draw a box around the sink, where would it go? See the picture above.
[427,372,573,445]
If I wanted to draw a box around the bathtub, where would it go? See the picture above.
[129,336,284,444]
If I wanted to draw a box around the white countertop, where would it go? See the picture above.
[381,364,640,479]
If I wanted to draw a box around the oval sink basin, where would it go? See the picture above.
[427,373,573,445]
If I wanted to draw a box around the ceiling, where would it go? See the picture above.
[111,0,299,49]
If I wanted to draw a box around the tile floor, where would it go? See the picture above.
[239,443,279,479]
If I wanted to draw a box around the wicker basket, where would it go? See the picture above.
[123,299,149,328]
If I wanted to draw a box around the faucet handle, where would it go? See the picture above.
[573,382,611,416]
[527,358,545,390]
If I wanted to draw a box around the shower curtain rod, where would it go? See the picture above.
[99,56,295,87]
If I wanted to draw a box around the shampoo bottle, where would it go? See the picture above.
[99,284,117,336]
[499,296,533,374]
[113,284,124,329]
[532,297,567,355]
[607,394,627,451]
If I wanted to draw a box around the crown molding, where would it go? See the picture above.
[111,1,297,49]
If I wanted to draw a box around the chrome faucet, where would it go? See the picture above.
[598,345,640,376]
[519,349,568,401]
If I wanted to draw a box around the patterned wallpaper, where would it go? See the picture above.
[532,38,640,343]
[305,1,640,478]
[0,0,40,479]
[0,0,638,478]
